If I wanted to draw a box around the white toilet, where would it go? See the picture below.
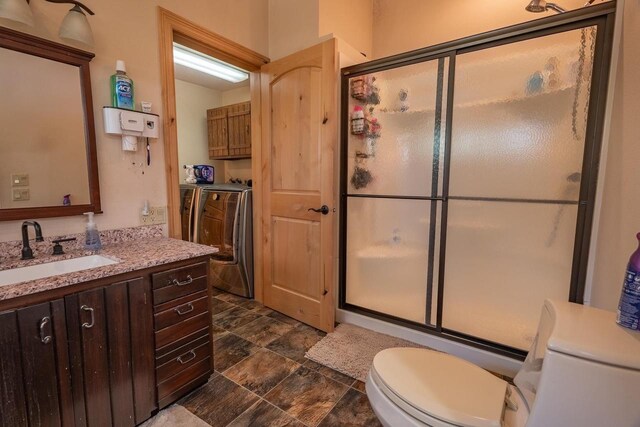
[366,299,640,427]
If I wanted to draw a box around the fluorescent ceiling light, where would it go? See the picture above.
[172,43,248,83]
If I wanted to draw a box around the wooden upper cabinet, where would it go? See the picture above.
[207,101,251,159]
[207,107,228,158]
[227,102,251,157]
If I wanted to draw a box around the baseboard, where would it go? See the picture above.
[336,309,522,377]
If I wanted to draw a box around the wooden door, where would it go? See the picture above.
[260,39,337,332]
[227,101,251,157]
[207,106,228,158]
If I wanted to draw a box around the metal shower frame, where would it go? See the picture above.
[338,2,616,359]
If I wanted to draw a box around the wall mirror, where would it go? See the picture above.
[0,25,100,221]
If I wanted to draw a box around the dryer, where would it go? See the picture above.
[179,183,254,297]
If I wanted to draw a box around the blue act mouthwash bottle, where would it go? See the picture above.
[110,60,134,110]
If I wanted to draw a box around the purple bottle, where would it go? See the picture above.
[616,233,640,330]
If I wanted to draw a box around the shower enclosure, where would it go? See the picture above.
[339,3,615,357]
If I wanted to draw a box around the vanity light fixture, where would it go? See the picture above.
[172,43,249,83]
[0,0,34,26]
[57,1,94,46]
[0,0,94,46]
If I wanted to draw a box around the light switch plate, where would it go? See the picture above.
[11,174,29,187]
[140,206,167,225]
[12,188,30,201]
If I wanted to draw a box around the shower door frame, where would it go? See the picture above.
[338,2,616,359]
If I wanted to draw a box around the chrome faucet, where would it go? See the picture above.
[21,221,44,260]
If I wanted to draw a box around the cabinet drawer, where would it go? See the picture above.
[153,275,207,305]
[152,262,207,290]
[156,328,209,358]
[156,335,210,384]
[155,311,210,350]
[154,291,208,331]
[157,357,211,407]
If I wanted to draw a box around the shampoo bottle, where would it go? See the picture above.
[110,60,134,110]
[83,212,102,251]
[616,232,640,330]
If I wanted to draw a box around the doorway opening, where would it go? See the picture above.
[158,8,268,300]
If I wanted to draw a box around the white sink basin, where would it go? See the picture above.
[0,255,118,287]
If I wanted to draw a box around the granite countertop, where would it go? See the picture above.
[0,237,217,301]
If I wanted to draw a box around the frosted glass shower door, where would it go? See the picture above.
[344,58,449,325]
[442,27,597,350]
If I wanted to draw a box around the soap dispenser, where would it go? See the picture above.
[83,212,102,251]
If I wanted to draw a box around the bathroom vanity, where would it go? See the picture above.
[0,233,217,426]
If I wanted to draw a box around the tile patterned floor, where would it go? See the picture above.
[175,288,382,427]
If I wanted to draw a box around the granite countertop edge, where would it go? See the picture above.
[0,237,217,302]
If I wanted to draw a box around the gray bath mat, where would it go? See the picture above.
[305,323,428,382]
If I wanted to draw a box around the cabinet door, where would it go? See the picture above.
[0,300,72,427]
[66,277,155,427]
[227,101,251,158]
[0,310,28,426]
[207,107,229,158]
[67,286,112,427]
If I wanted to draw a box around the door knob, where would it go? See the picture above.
[308,205,329,215]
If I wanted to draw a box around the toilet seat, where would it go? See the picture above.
[371,348,508,427]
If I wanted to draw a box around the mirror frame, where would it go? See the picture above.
[0,25,101,221]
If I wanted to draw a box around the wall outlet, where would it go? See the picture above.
[11,174,29,187]
[140,206,167,225]
[12,188,30,201]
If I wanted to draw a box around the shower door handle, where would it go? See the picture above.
[308,205,329,215]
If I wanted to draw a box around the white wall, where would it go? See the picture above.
[268,0,319,60]
[0,0,268,242]
[268,0,373,60]
[319,0,373,58]
[221,85,251,106]
[371,0,591,59]
[591,0,640,310]
[175,79,225,183]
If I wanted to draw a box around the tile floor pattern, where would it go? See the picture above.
[177,288,383,427]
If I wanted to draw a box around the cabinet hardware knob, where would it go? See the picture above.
[39,316,52,344]
[80,305,95,329]
[177,350,197,365]
[174,302,194,315]
[172,275,193,287]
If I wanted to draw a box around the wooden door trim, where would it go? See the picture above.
[158,7,269,301]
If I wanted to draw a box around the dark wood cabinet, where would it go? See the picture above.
[65,278,155,427]
[0,257,212,426]
[152,262,213,409]
[207,101,251,159]
[0,299,71,427]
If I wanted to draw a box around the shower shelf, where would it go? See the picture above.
[376,84,574,115]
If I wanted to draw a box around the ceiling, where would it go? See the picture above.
[174,63,250,91]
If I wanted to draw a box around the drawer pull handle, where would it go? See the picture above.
[174,303,194,316]
[171,275,193,287]
[177,350,197,365]
[39,316,52,344]
[80,305,95,329]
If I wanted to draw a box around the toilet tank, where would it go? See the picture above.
[514,299,640,427]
